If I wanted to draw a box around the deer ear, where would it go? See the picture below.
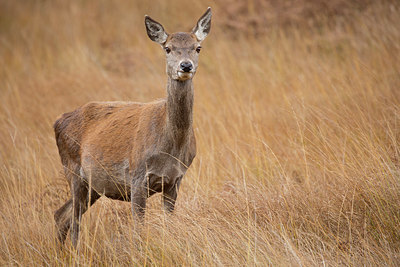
[192,7,212,42]
[145,15,168,44]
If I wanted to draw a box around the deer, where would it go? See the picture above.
[53,8,211,248]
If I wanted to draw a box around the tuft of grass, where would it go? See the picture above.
[1,0,400,265]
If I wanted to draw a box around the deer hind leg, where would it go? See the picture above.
[70,173,101,248]
[54,163,80,245]
[54,198,73,244]
[55,163,100,247]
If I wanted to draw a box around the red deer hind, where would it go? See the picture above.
[53,8,212,248]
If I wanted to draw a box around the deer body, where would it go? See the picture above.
[54,8,211,247]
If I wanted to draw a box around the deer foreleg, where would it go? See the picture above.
[131,179,147,229]
[163,177,181,212]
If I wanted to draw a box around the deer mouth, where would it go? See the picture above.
[177,70,194,80]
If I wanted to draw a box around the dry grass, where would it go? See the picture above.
[1,0,400,265]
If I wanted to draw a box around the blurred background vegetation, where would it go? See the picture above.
[1,0,399,265]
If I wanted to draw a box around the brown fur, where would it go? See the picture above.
[53,8,211,248]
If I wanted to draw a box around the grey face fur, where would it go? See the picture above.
[145,7,212,81]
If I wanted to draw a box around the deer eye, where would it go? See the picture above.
[196,46,202,53]
[164,47,171,54]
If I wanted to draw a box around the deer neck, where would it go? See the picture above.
[165,78,194,143]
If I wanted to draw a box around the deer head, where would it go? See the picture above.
[145,8,212,81]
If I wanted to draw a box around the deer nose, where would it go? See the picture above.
[180,61,193,72]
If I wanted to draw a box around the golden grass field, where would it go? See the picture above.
[1,0,400,265]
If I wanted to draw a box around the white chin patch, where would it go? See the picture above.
[177,72,193,80]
